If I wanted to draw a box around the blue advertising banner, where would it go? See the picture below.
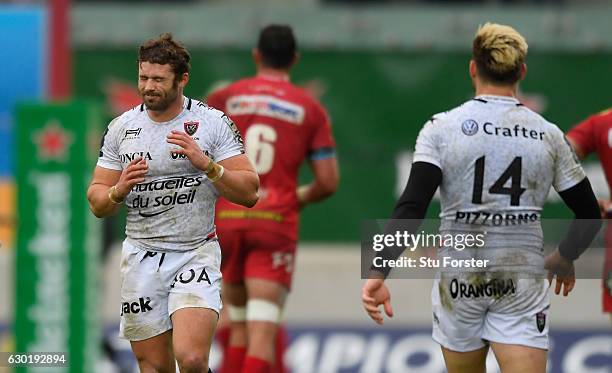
[97,325,612,372]
[0,5,47,177]
[2,323,610,372]
[283,327,611,373]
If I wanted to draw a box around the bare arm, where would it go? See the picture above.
[297,157,339,208]
[87,167,122,218]
[87,157,148,218]
[216,154,260,207]
[166,130,259,207]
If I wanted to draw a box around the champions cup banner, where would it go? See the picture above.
[91,325,611,373]
[282,327,612,373]
[15,102,102,373]
[361,219,609,280]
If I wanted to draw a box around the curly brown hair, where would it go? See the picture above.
[138,33,191,80]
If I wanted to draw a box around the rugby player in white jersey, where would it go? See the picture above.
[362,23,601,373]
[87,33,259,373]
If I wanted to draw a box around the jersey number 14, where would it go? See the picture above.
[472,156,526,206]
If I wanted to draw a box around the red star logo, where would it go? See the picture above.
[32,121,74,162]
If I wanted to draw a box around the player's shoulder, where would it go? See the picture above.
[187,98,240,139]
[446,97,500,118]
[284,86,330,128]
[596,106,612,117]
[521,106,562,134]
[123,102,147,117]
[420,99,498,133]
[588,107,612,124]
[211,77,253,95]
[517,107,566,144]
[427,110,452,125]
[224,76,273,94]
[207,77,276,108]
[219,76,321,107]
[424,102,466,129]
[187,97,226,122]
[108,103,146,132]
[285,83,322,108]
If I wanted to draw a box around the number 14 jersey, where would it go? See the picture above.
[414,95,586,269]
[207,75,336,241]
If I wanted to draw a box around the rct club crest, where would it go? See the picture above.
[462,119,479,136]
[184,121,199,136]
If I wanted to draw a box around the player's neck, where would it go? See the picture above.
[147,95,185,123]
[475,83,518,99]
[257,67,290,81]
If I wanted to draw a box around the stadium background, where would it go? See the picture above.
[0,0,611,372]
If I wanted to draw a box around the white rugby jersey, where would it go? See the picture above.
[413,95,585,271]
[97,97,245,252]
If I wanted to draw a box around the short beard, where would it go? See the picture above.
[142,81,180,111]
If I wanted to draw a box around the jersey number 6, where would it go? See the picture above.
[245,124,277,174]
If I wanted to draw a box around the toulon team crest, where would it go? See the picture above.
[184,121,199,136]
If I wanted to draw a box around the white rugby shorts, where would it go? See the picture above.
[432,273,550,352]
[119,239,222,341]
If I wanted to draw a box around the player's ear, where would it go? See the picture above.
[520,63,527,80]
[469,60,477,79]
[252,48,261,66]
[291,52,300,67]
[178,72,189,88]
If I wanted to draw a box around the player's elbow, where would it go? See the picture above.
[244,192,259,208]
[237,189,259,208]
[320,182,337,199]
[242,173,260,208]
[86,190,103,218]
[586,209,603,233]
[87,187,114,218]
[87,199,111,218]
[318,172,339,199]
[89,206,106,219]
[87,199,107,218]
[593,216,603,235]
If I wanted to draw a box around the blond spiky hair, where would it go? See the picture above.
[472,22,528,84]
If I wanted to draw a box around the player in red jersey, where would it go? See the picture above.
[567,108,612,319]
[207,25,339,373]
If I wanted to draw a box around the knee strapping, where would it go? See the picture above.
[227,305,247,322]
[246,299,282,323]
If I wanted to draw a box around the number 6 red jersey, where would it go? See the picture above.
[207,74,336,241]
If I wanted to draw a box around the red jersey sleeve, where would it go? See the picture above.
[308,102,336,161]
[206,88,228,112]
[567,115,597,156]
